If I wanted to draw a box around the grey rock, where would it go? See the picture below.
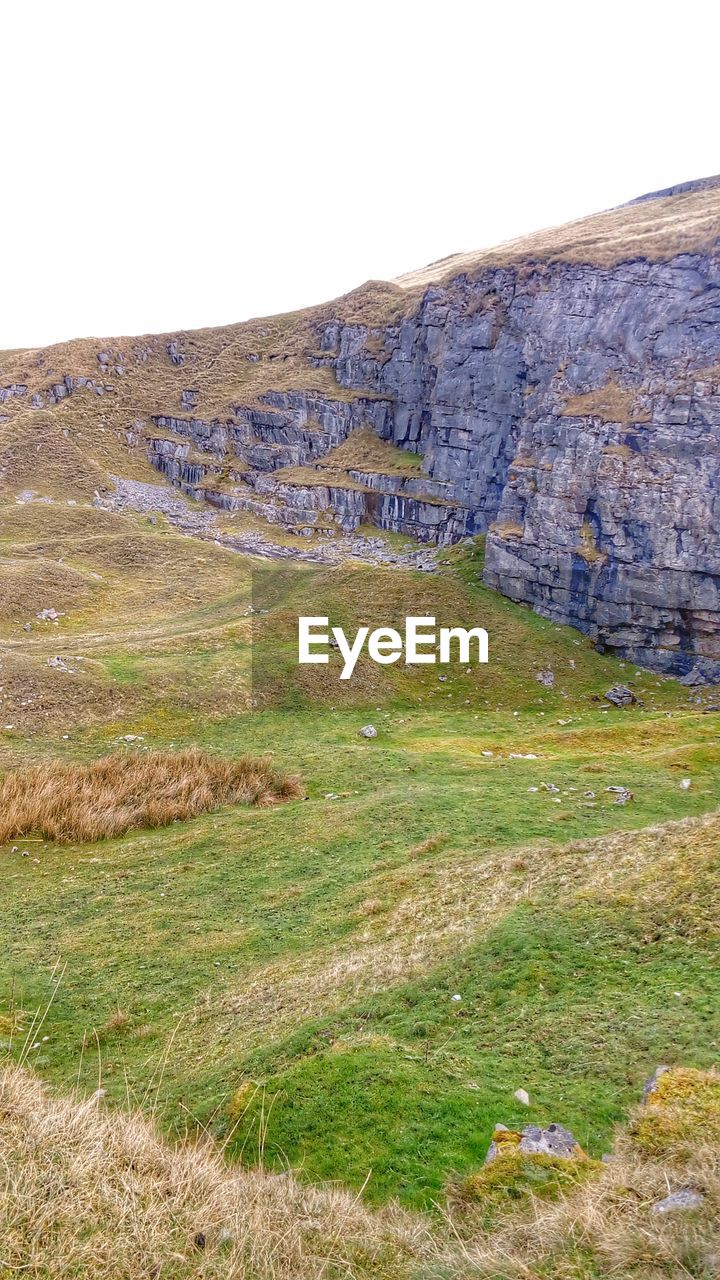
[536,669,555,687]
[48,656,72,673]
[680,659,720,686]
[604,685,637,707]
[651,1189,704,1215]
[325,253,720,679]
[0,384,28,402]
[486,1121,580,1164]
[643,1065,670,1100]
[606,785,633,804]
[359,725,377,739]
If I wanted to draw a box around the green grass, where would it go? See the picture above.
[227,891,719,1206]
[1,527,718,1217]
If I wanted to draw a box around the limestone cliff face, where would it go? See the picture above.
[321,253,720,679]
[3,181,718,677]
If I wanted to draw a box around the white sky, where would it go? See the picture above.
[2,0,718,350]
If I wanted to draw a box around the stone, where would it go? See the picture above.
[606,785,633,804]
[514,1088,530,1106]
[604,685,637,708]
[324,252,720,679]
[680,659,720,686]
[485,1121,581,1164]
[536,669,554,687]
[651,1189,704,1215]
[643,1065,670,1100]
[359,725,377,738]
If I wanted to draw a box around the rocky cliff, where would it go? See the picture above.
[322,251,720,679]
[2,178,719,678]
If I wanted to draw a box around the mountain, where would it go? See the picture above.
[2,179,720,1278]
[2,177,719,679]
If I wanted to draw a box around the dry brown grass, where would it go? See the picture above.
[563,380,651,423]
[0,556,96,621]
[407,832,446,859]
[0,749,301,844]
[315,428,423,477]
[575,521,608,566]
[0,1063,425,1279]
[396,183,720,288]
[0,411,111,501]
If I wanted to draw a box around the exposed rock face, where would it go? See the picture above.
[12,182,713,678]
[146,391,472,543]
[319,254,720,679]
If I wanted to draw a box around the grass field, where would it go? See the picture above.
[1,494,718,1224]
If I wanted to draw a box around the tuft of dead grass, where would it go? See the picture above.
[562,379,651,423]
[0,748,301,844]
[315,427,424,477]
[407,833,446,859]
[0,1063,425,1280]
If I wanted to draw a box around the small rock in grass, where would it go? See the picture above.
[514,1088,530,1106]
[486,1121,581,1164]
[359,725,377,739]
[651,1189,704,1215]
[606,785,633,805]
[642,1065,669,1100]
[604,685,637,708]
[680,777,692,790]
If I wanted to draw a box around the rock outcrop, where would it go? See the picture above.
[3,179,719,677]
[318,251,720,679]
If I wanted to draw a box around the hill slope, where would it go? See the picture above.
[1,179,719,1277]
[2,178,719,675]
[2,1060,718,1278]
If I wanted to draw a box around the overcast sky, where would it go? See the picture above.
[2,1,717,349]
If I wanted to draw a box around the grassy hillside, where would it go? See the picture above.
[2,1061,718,1277]
[1,492,718,1222]
[1,179,719,1275]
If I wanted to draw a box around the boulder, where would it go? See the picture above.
[485,1122,582,1164]
[604,685,637,708]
